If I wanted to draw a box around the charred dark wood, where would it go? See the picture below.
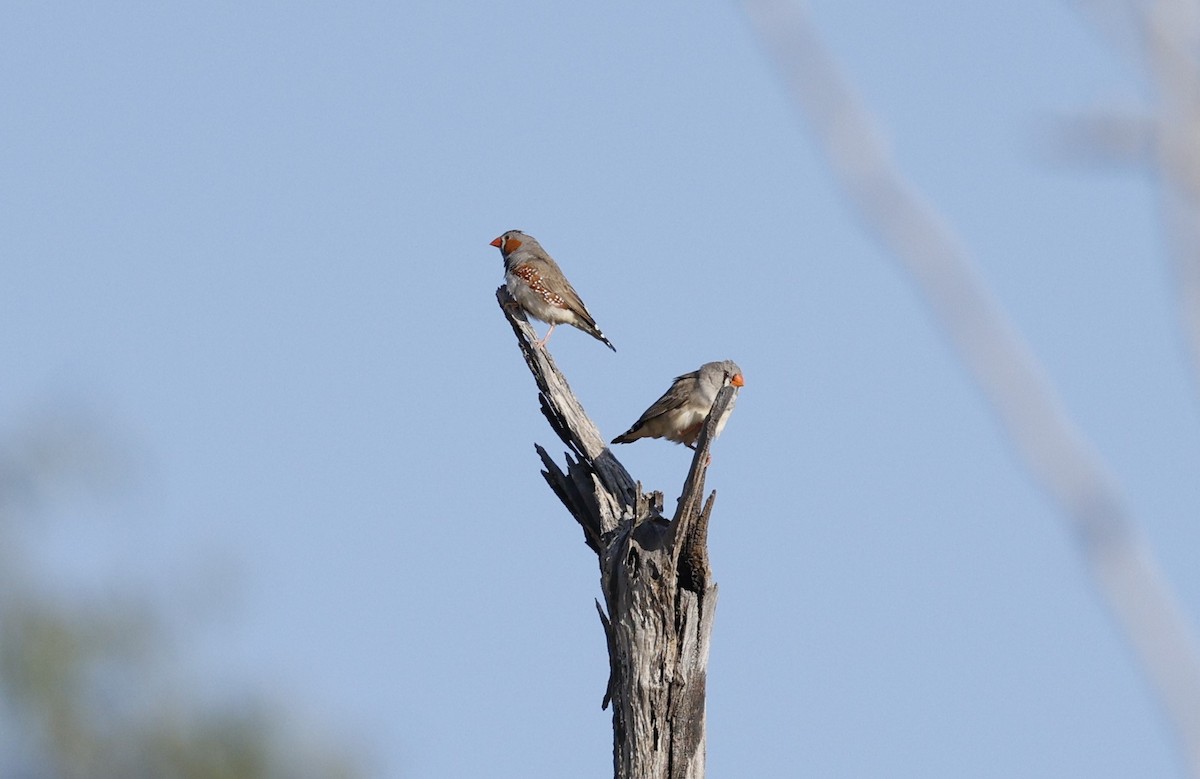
[498,287,732,779]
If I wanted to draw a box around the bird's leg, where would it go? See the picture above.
[684,441,712,466]
[535,324,558,348]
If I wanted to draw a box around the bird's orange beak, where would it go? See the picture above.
[731,374,745,387]
[489,236,504,248]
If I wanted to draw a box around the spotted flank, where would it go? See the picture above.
[512,263,568,309]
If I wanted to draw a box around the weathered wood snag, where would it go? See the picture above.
[498,287,733,779]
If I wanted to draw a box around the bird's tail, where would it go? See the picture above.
[590,328,616,352]
[611,426,640,444]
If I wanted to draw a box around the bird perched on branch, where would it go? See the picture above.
[612,360,744,449]
[490,230,616,351]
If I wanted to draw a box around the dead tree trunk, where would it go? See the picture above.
[498,288,731,779]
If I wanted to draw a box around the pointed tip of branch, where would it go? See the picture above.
[667,385,736,546]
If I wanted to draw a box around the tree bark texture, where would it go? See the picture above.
[498,288,732,779]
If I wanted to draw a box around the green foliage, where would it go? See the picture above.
[0,417,361,779]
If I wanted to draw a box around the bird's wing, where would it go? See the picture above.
[510,260,597,321]
[628,372,698,428]
[509,262,568,308]
[551,275,600,329]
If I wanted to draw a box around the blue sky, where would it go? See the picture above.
[4,1,1198,776]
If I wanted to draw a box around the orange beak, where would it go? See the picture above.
[731,373,745,387]
[489,236,503,248]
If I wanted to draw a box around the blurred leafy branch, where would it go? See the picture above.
[0,411,360,779]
